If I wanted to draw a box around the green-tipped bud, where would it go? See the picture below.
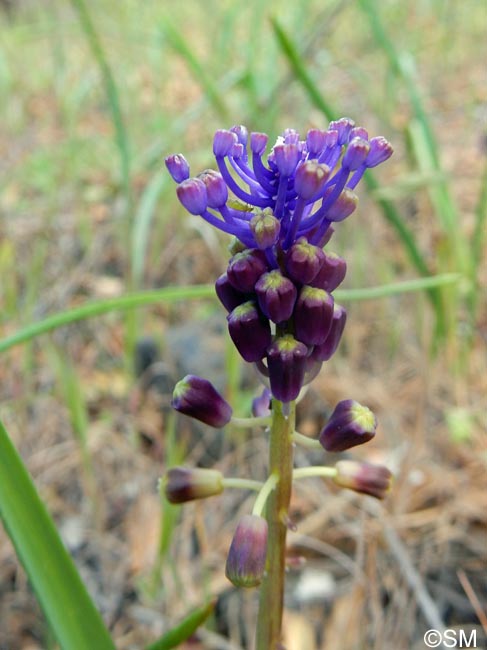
[225,515,268,588]
[172,375,232,427]
[164,467,224,504]
[319,400,377,452]
[333,461,392,499]
[250,209,281,249]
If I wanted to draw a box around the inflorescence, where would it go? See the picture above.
[164,120,393,589]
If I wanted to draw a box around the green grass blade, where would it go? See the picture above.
[145,599,215,650]
[0,418,116,650]
[0,277,457,355]
[70,0,132,209]
[162,21,229,119]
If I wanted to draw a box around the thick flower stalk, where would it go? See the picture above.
[164,121,393,649]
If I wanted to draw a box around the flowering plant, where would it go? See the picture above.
[164,119,393,648]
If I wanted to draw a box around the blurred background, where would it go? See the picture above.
[0,1,486,648]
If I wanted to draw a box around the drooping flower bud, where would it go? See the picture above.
[250,209,281,249]
[310,251,347,292]
[319,400,377,452]
[294,286,334,346]
[366,136,393,167]
[165,153,190,183]
[251,387,272,417]
[163,467,224,504]
[310,303,347,361]
[176,178,208,215]
[213,129,238,157]
[294,161,330,200]
[333,461,392,499]
[285,237,326,284]
[267,334,308,402]
[215,273,247,312]
[255,270,297,324]
[172,375,232,427]
[198,169,228,208]
[225,515,268,588]
[227,249,268,293]
[227,301,272,362]
[326,187,358,222]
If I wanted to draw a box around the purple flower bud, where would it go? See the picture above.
[172,375,232,427]
[250,132,268,155]
[324,129,339,148]
[329,118,355,144]
[366,136,394,167]
[176,178,208,215]
[225,515,268,588]
[164,467,223,504]
[165,153,190,183]
[349,126,369,141]
[227,249,268,293]
[273,143,300,176]
[326,187,358,222]
[250,209,281,249]
[230,124,248,148]
[306,129,327,157]
[310,303,347,361]
[310,251,347,292]
[283,128,300,145]
[213,129,238,157]
[267,334,308,402]
[198,169,228,208]
[227,301,272,362]
[215,273,247,312]
[255,270,297,324]
[333,461,393,499]
[319,400,377,452]
[294,161,330,200]
[342,137,371,171]
[294,286,334,346]
[231,142,244,159]
[285,237,326,284]
[252,387,272,417]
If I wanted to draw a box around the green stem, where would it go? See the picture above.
[293,466,337,480]
[255,399,296,649]
[252,474,279,517]
[292,431,322,449]
[221,477,263,492]
[231,416,271,428]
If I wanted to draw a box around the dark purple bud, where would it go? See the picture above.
[225,515,268,588]
[227,249,268,293]
[198,169,228,208]
[306,129,327,157]
[294,161,330,200]
[349,126,369,141]
[250,132,268,155]
[329,118,355,144]
[285,237,326,284]
[172,375,232,427]
[326,187,358,222]
[250,209,281,249]
[319,400,377,452]
[230,124,248,148]
[165,153,190,183]
[176,178,208,215]
[215,273,247,312]
[342,137,370,171]
[227,301,272,362]
[252,387,272,417]
[273,143,300,176]
[255,270,297,323]
[333,461,393,499]
[267,334,308,402]
[310,303,347,361]
[294,286,334,346]
[310,251,347,292]
[366,136,394,167]
[164,467,223,504]
[213,129,238,157]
